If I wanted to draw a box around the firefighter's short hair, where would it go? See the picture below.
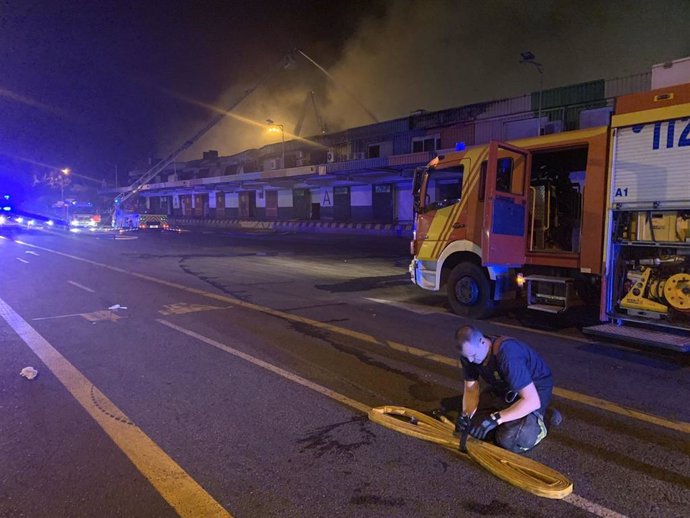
[455,325,483,347]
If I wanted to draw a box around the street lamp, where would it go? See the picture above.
[266,119,285,169]
[520,51,544,136]
[60,168,70,220]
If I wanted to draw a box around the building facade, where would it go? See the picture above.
[122,73,651,224]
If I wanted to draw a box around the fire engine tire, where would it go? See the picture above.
[447,263,495,319]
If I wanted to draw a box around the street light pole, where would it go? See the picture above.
[280,126,285,168]
[538,69,544,135]
[520,51,544,136]
[60,168,70,220]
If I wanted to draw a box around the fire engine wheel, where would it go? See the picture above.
[447,263,494,319]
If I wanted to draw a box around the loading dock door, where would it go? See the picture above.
[293,189,311,219]
[265,191,278,220]
[372,184,394,221]
[181,195,192,216]
[239,191,256,219]
[194,193,208,217]
[333,186,351,221]
[216,192,225,218]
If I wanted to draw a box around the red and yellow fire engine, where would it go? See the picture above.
[409,82,690,351]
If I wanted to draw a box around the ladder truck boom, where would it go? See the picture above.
[114,54,294,212]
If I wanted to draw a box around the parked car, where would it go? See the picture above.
[0,213,22,235]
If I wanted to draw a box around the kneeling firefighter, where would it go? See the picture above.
[454,325,558,454]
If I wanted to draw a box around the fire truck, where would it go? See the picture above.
[409,81,690,352]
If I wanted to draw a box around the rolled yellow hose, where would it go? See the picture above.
[368,406,572,499]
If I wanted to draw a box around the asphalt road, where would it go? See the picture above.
[0,227,688,518]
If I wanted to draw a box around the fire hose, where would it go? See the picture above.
[368,406,572,499]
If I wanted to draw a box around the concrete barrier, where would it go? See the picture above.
[169,217,413,237]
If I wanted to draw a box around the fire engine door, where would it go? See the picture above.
[481,141,531,266]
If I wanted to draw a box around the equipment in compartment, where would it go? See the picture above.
[678,214,690,242]
[528,149,586,253]
[619,255,689,321]
[664,273,690,313]
[630,211,690,242]
[620,267,668,317]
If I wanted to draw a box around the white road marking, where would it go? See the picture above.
[16,258,29,264]
[158,319,370,413]
[364,297,445,315]
[67,280,96,293]
[370,296,598,344]
[25,251,39,256]
[489,320,596,344]
[0,297,231,517]
[563,494,628,518]
[159,318,628,517]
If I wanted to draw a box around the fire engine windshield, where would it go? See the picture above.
[422,165,464,211]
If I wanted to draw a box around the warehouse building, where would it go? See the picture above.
[123,71,652,228]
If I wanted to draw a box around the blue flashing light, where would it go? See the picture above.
[2,206,11,211]
[3,194,9,200]
[455,142,466,151]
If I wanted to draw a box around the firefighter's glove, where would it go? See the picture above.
[455,414,472,453]
[469,412,500,440]
[454,414,471,434]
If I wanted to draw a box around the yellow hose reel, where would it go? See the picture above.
[663,273,690,313]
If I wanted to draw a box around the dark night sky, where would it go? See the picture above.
[2,0,689,194]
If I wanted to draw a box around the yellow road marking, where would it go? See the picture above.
[553,387,690,434]
[79,310,125,322]
[14,240,690,436]
[0,296,232,518]
[158,302,230,316]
